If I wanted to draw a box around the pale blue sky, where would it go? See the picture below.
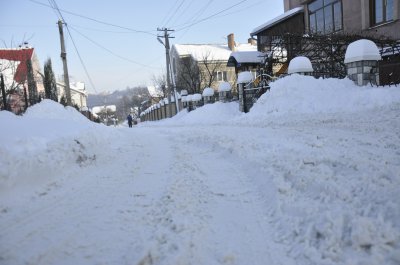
[1,0,283,93]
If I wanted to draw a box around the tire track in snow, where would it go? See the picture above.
[138,128,293,265]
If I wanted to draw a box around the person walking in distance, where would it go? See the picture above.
[127,113,133,128]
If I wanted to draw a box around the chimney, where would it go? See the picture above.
[248,38,257,46]
[227,33,235,51]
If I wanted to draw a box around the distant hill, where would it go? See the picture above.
[88,88,137,108]
[87,86,151,121]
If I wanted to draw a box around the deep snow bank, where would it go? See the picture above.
[0,100,116,193]
[249,74,400,118]
[142,75,400,127]
[144,101,242,126]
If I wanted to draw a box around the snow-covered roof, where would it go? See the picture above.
[0,48,34,84]
[172,43,257,62]
[202,87,215,97]
[344,39,382,63]
[251,7,304,36]
[192,93,202,101]
[218,82,231,92]
[228,51,266,65]
[288,56,313,74]
[237,71,254,83]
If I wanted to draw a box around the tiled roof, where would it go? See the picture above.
[0,48,34,83]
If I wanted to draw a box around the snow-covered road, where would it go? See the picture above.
[1,75,399,264]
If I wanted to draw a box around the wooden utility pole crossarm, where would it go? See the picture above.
[58,19,72,106]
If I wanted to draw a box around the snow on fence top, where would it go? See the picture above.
[181,96,187,102]
[344,39,381,64]
[180,90,188,96]
[186,95,193,102]
[288,56,313,74]
[160,100,165,106]
[237,71,254,83]
[218,82,231,92]
[192,93,202,101]
[202,87,215,97]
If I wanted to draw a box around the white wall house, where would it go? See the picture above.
[57,81,88,110]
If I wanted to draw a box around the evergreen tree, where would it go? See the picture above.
[60,95,67,106]
[26,59,38,106]
[43,58,58,101]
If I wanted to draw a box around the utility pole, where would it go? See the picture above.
[157,28,179,114]
[57,19,72,106]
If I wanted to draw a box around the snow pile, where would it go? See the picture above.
[344,39,381,63]
[237,71,254,83]
[247,74,400,121]
[218,81,231,92]
[288,56,313,74]
[1,76,399,265]
[24,99,88,122]
[202,87,214,97]
[149,102,241,126]
[0,100,116,193]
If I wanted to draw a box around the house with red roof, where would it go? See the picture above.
[0,46,44,113]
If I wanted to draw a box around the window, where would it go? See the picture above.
[370,0,394,26]
[215,71,227,81]
[308,0,342,34]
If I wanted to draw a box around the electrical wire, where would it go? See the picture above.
[164,0,186,27]
[68,25,161,69]
[159,0,181,26]
[48,0,98,93]
[171,0,214,29]
[168,0,196,28]
[174,0,214,40]
[29,0,157,36]
[175,0,249,32]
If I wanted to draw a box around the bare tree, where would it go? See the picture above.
[198,51,224,89]
[151,71,168,98]
[175,51,226,94]
[176,56,201,94]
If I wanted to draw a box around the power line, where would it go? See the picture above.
[164,0,186,26]
[68,25,161,69]
[175,0,249,32]
[168,0,196,27]
[171,0,214,29]
[174,0,214,40]
[29,0,157,36]
[159,0,181,26]
[49,0,98,93]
